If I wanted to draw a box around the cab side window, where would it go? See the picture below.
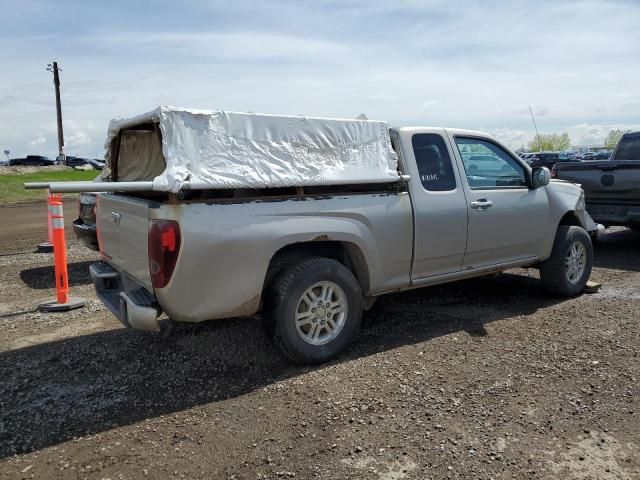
[455,137,527,189]
[412,134,457,192]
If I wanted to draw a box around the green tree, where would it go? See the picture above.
[604,129,625,149]
[556,132,571,151]
[528,132,571,151]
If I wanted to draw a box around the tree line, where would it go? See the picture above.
[526,128,627,151]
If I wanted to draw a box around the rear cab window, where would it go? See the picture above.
[614,132,640,161]
[411,134,457,192]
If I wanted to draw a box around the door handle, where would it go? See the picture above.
[470,199,493,210]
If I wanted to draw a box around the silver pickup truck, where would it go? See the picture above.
[89,127,596,364]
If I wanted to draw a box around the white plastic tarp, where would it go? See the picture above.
[105,106,399,192]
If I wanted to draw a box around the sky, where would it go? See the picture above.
[1,0,639,158]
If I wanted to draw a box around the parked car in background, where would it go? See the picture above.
[65,156,107,170]
[66,156,91,168]
[87,158,106,170]
[554,131,640,231]
[9,155,57,166]
[519,152,535,163]
[73,192,99,250]
[528,152,577,170]
[465,154,513,176]
[579,152,597,161]
[72,172,108,250]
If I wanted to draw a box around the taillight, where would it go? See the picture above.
[148,220,181,289]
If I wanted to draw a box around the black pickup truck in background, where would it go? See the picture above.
[9,155,58,166]
[553,131,640,231]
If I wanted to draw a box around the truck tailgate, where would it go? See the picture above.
[556,161,640,202]
[97,194,152,290]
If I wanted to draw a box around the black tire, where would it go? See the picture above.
[540,226,593,297]
[264,257,362,364]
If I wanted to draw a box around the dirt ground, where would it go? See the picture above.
[0,201,638,479]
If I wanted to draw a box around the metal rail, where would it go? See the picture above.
[24,181,155,193]
[25,176,408,193]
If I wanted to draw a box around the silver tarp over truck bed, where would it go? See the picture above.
[104,106,400,192]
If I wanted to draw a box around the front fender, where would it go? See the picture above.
[541,181,588,259]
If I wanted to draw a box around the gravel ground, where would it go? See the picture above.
[0,202,638,479]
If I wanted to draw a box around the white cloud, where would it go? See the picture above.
[82,31,351,65]
[28,136,46,150]
[490,128,529,149]
[370,93,400,102]
[65,131,92,150]
[421,100,440,110]
[568,123,640,147]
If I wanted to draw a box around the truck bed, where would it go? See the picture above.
[95,190,414,326]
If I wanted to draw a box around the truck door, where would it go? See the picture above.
[448,134,549,268]
[399,129,469,279]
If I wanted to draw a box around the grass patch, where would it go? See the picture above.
[0,169,99,203]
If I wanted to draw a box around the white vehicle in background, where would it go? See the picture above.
[31,107,599,364]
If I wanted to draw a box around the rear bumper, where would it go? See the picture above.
[586,203,640,227]
[90,262,161,332]
[72,218,99,250]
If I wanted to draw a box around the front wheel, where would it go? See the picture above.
[540,226,593,297]
[265,257,363,364]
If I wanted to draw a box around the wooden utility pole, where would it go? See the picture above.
[47,62,64,161]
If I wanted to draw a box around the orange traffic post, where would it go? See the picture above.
[36,189,54,253]
[38,192,86,312]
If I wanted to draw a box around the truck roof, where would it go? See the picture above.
[394,126,497,139]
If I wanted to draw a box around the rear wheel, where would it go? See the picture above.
[265,257,362,364]
[540,226,593,296]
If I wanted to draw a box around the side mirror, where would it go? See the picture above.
[532,166,550,188]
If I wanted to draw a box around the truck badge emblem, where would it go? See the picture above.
[600,174,614,187]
